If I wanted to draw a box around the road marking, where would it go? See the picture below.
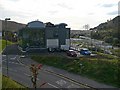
[56,79,67,86]
[2,55,6,57]
[17,56,27,67]
[3,60,21,65]
[47,83,59,88]
[10,56,17,60]
[24,73,31,77]
[67,84,79,88]
[44,70,87,88]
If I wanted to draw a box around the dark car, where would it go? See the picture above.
[66,50,77,57]
[80,48,91,55]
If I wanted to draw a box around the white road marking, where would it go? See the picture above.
[17,56,25,66]
[24,73,31,77]
[47,83,59,88]
[56,79,67,86]
[2,55,6,56]
[10,56,17,60]
[3,60,20,65]
[67,84,80,88]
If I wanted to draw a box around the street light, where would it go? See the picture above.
[5,18,11,46]
[5,18,11,77]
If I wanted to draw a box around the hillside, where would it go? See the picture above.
[90,16,120,47]
[90,16,120,30]
[0,20,26,32]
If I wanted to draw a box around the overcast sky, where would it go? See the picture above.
[0,0,119,30]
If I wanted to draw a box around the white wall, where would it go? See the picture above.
[47,39,59,48]
[60,39,70,50]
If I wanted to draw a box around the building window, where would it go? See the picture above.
[53,30,58,38]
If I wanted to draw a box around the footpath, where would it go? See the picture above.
[19,56,117,89]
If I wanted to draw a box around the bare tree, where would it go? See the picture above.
[83,24,90,30]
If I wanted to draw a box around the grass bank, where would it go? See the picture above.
[31,55,120,87]
[2,76,27,88]
[0,39,13,53]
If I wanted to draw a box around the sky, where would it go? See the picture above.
[0,0,119,30]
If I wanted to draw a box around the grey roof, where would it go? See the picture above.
[27,21,45,28]
[55,23,68,26]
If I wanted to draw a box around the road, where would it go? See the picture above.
[2,55,84,88]
[2,44,116,89]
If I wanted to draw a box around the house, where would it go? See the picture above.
[18,20,70,51]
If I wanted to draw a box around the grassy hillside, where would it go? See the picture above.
[90,16,120,47]
[1,20,25,32]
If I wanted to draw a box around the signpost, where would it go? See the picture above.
[29,64,45,89]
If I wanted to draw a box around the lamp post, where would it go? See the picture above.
[5,18,10,76]
[91,30,92,51]
[5,18,10,47]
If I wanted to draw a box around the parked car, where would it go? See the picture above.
[66,50,77,57]
[79,48,91,55]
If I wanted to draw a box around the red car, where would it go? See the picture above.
[66,50,77,57]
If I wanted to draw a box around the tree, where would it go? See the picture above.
[83,24,90,30]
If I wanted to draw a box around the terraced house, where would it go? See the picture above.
[18,20,70,51]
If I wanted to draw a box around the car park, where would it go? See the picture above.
[66,50,77,57]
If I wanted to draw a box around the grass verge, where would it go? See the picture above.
[31,55,120,87]
[2,75,27,88]
[0,39,13,53]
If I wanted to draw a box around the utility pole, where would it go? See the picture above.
[91,30,92,51]
[5,18,10,77]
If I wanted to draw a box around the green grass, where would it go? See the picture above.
[111,48,120,57]
[0,39,13,53]
[0,40,2,52]
[2,76,27,88]
[95,52,119,59]
[31,55,120,87]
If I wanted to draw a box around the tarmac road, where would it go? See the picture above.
[2,55,84,89]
